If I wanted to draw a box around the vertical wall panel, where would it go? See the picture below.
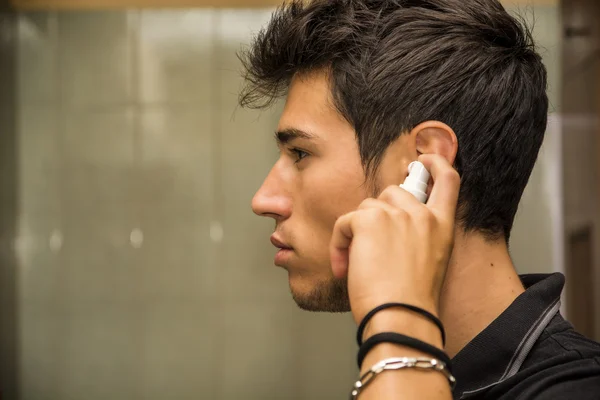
[0,7,19,400]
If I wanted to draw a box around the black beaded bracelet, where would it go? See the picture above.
[356,303,446,346]
[357,332,452,370]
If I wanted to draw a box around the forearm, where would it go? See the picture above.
[356,309,453,400]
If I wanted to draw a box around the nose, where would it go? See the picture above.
[251,163,292,221]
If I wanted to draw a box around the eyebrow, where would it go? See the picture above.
[274,128,317,146]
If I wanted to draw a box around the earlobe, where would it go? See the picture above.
[413,121,458,165]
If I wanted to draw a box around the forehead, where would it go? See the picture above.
[278,72,355,141]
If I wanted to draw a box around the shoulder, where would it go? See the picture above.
[487,315,600,400]
[524,314,600,364]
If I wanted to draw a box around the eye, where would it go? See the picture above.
[290,148,309,163]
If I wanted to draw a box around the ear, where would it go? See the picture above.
[411,121,458,165]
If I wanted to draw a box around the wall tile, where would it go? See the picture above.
[215,299,300,400]
[135,205,216,301]
[16,219,62,303]
[140,301,217,399]
[60,163,133,227]
[62,108,135,167]
[61,104,139,301]
[58,12,133,108]
[17,13,58,105]
[294,312,357,400]
[17,105,62,303]
[18,106,60,219]
[58,165,141,304]
[59,109,138,303]
[59,220,140,304]
[138,10,213,104]
[561,56,598,221]
[138,105,212,171]
[19,302,64,400]
[57,303,142,400]
[136,106,216,300]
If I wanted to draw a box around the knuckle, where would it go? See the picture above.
[380,185,401,200]
[412,204,429,218]
[399,207,411,219]
[444,169,461,185]
[413,206,435,226]
[423,210,438,227]
[363,207,388,225]
[390,207,410,222]
[358,197,378,209]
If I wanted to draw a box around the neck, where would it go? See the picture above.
[440,230,525,358]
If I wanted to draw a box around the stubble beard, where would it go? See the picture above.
[290,275,351,313]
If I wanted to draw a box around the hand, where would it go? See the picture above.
[330,154,460,326]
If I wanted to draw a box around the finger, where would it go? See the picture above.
[359,197,406,214]
[418,154,461,218]
[378,184,427,216]
[329,211,356,279]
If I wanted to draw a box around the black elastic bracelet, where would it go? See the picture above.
[357,332,452,370]
[356,303,445,346]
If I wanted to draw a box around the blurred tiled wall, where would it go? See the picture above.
[16,10,356,400]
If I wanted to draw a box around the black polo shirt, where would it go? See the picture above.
[452,273,600,399]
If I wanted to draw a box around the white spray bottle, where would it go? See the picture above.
[399,161,430,204]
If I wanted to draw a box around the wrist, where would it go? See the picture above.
[362,307,444,349]
[352,295,439,325]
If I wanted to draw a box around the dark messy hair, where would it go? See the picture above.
[239,0,548,241]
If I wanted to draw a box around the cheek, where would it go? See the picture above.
[300,165,368,231]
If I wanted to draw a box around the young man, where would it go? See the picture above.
[241,0,600,398]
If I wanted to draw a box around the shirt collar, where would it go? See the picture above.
[451,273,564,399]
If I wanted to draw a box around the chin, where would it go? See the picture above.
[288,272,351,313]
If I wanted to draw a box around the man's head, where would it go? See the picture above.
[242,0,548,312]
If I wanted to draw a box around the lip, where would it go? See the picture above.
[274,248,293,265]
[270,235,293,266]
[270,235,292,250]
